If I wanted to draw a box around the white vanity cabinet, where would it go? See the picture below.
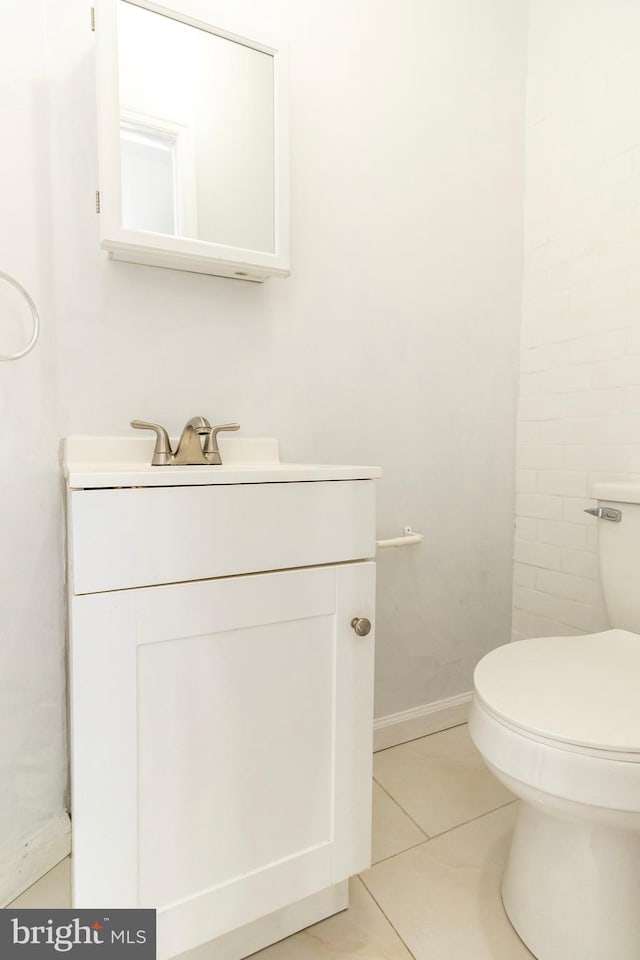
[64,441,379,960]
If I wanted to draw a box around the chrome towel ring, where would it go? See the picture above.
[0,271,40,361]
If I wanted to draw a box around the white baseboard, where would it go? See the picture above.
[0,811,71,907]
[373,692,472,752]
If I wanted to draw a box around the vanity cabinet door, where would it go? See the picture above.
[69,562,375,960]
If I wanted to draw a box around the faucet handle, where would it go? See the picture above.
[203,423,240,465]
[131,420,173,466]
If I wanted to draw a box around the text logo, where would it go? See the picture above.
[1,909,155,957]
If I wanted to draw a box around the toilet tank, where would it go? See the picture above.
[591,482,640,632]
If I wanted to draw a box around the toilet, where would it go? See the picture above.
[469,481,640,960]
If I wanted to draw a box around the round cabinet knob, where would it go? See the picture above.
[351,617,372,637]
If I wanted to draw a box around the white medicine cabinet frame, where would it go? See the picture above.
[95,0,290,281]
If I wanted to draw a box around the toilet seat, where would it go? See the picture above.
[473,628,640,757]
[470,695,640,812]
[470,629,640,813]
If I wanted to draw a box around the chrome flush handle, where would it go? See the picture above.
[584,506,622,522]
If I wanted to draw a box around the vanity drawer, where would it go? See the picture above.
[68,480,375,594]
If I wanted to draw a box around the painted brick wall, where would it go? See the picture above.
[514,0,640,641]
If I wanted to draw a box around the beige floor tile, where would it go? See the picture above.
[372,782,428,864]
[248,876,414,960]
[7,857,71,909]
[361,804,532,960]
[373,724,513,836]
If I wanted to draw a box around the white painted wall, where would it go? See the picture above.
[0,0,70,903]
[513,0,640,641]
[0,0,527,899]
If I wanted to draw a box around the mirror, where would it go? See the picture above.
[96,0,289,281]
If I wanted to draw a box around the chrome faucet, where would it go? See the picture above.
[131,417,240,465]
[173,416,213,465]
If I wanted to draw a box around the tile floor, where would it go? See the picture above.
[8,723,534,959]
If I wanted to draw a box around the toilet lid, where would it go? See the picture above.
[474,629,640,755]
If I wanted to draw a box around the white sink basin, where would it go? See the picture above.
[62,436,381,489]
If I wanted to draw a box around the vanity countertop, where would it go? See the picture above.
[62,436,381,489]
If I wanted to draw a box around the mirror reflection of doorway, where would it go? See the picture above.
[115,0,275,252]
[119,113,198,237]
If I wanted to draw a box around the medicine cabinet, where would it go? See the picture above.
[94,0,290,281]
